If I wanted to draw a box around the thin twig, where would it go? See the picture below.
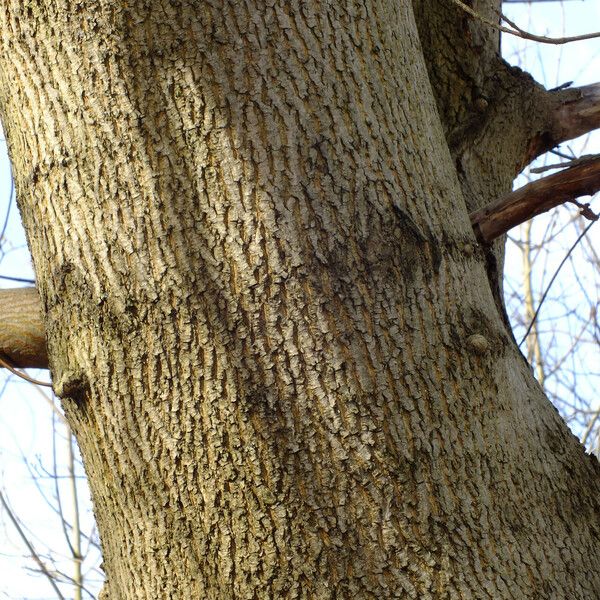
[67,429,84,600]
[531,153,600,175]
[519,220,596,347]
[52,414,77,559]
[0,274,36,284]
[581,404,600,448]
[0,490,66,600]
[550,148,576,161]
[48,569,98,600]
[0,353,53,387]
[449,0,600,45]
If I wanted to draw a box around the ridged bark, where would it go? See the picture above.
[0,1,598,598]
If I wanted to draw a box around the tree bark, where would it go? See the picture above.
[0,1,598,598]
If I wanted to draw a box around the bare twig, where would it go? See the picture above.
[449,0,600,44]
[52,415,77,559]
[67,429,83,600]
[531,153,600,175]
[0,274,35,284]
[0,353,52,387]
[581,405,600,447]
[519,221,596,347]
[0,490,66,600]
[550,149,576,161]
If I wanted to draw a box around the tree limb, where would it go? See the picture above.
[526,82,600,164]
[470,156,600,243]
[0,287,48,368]
[553,82,600,145]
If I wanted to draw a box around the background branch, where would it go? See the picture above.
[450,0,600,45]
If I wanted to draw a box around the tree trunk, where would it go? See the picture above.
[0,1,598,598]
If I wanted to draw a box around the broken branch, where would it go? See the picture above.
[0,287,48,369]
[470,157,600,243]
[553,83,600,146]
[526,83,600,165]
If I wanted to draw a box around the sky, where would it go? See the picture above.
[501,0,600,443]
[0,2,599,599]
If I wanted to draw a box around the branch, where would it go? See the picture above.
[554,83,600,144]
[470,157,600,243]
[524,83,600,166]
[499,11,600,45]
[0,490,66,600]
[0,287,48,368]
[449,0,600,45]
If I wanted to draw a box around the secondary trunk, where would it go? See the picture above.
[0,1,598,598]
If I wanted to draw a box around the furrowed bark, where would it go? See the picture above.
[0,2,599,599]
[0,6,594,377]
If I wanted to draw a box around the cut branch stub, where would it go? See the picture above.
[527,82,600,165]
[470,156,600,243]
[0,287,48,368]
[555,83,600,145]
